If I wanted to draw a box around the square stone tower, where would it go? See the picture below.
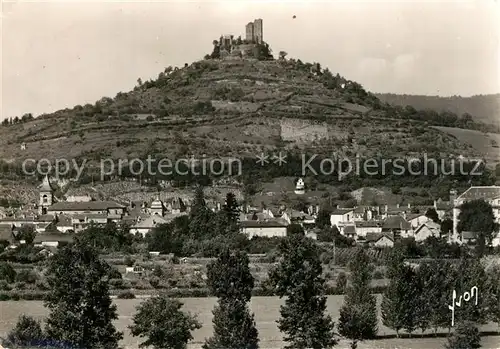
[245,22,254,42]
[253,19,263,43]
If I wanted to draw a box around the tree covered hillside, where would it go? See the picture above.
[376,93,500,126]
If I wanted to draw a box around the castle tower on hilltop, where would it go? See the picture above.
[38,174,55,215]
[245,19,263,44]
[245,22,254,42]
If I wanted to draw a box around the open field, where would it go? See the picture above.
[1,296,499,349]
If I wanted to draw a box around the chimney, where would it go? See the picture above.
[316,204,320,214]
[384,204,388,213]
[216,202,221,211]
[336,204,340,209]
[396,203,400,208]
[408,203,411,209]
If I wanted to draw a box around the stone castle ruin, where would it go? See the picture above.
[218,19,264,59]
[245,19,263,44]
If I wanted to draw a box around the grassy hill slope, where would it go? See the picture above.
[0,53,498,206]
[0,59,484,164]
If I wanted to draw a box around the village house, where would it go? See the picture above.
[365,232,395,248]
[165,197,186,214]
[435,189,457,220]
[282,209,315,228]
[406,213,429,229]
[262,206,283,219]
[352,206,379,221]
[130,215,168,237]
[413,220,441,242]
[48,201,125,218]
[330,208,354,227]
[54,215,74,233]
[382,215,412,238]
[354,221,383,237]
[240,220,287,238]
[71,213,108,232]
[33,232,74,247]
[239,211,274,221]
[380,204,407,219]
[340,224,356,240]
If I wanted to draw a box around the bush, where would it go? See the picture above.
[445,320,481,349]
[320,252,333,265]
[117,291,136,299]
[372,270,385,280]
[108,267,122,279]
[15,269,38,284]
[0,279,11,290]
[124,256,135,267]
[0,262,16,283]
[109,278,129,290]
[336,272,347,294]
[6,315,44,346]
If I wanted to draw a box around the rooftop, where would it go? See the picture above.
[330,208,354,215]
[457,186,500,202]
[48,201,124,212]
[240,220,287,228]
[33,232,75,244]
[365,232,394,242]
[383,215,411,230]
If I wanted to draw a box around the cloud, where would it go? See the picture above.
[392,53,418,80]
[357,57,388,77]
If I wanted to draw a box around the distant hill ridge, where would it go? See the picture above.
[375,93,500,126]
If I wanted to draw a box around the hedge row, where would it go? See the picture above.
[0,286,388,301]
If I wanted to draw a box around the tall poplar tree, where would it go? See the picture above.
[189,185,214,239]
[44,241,123,348]
[381,248,420,337]
[338,248,378,347]
[203,248,259,349]
[269,233,337,349]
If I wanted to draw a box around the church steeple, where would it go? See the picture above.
[39,174,55,192]
[38,175,54,215]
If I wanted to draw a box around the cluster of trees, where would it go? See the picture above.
[146,188,248,257]
[1,113,35,126]
[457,199,500,257]
[3,223,339,349]
[7,231,496,349]
[382,248,500,341]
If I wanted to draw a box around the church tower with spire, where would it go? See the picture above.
[38,175,55,215]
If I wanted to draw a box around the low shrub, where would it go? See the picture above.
[372,270,385,280]
[117,291,136,299]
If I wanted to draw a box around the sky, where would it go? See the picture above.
[1,0,499,119]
